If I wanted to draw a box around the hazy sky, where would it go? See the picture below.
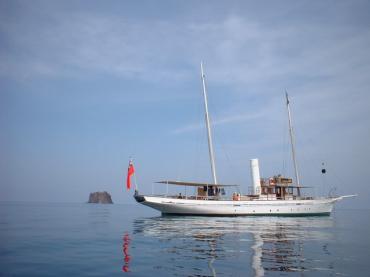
[1,0,369,207]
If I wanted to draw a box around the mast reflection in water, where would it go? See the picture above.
[129,216,334,276]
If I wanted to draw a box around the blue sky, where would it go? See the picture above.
[1,0,369,207]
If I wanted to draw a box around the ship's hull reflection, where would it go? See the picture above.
[132,216,333,276]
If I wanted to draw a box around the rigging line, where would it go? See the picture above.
[293,124,317,188]
[323,161,345,193]
[174,84,204,183]
[215,131,241,194]
[281,104,289,176]
[206,88,242,193]
[205,88,226,164]
[321,164,327,196]
[214,129,240,181]
[291,124,326,198]
[194,100,206,181]
[175,152,181,182]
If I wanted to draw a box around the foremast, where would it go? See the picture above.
[200,62,218,185]
[285,91,301,196]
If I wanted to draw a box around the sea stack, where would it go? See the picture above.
[88,191,113,204]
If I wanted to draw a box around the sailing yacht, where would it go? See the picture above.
[134,63,355,216]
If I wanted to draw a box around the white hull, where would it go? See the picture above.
[135,195,346,216]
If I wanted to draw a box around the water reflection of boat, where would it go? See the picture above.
[132,216,334,276]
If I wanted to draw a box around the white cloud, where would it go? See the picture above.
[2,3,370,96]
[172,111,264,134]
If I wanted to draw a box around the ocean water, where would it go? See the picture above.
[0,202,369,276]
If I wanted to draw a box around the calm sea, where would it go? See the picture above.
[0,202,369,276]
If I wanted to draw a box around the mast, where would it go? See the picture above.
[285,91,301,196]
[200,62,218,185]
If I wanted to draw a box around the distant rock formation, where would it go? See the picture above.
[88,191,113,204]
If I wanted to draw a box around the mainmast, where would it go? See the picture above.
[285,91,301,196]
[200,62,218,185]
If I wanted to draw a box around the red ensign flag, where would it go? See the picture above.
[126,161,135,190]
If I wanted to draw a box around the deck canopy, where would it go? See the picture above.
[156,180,239,187]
